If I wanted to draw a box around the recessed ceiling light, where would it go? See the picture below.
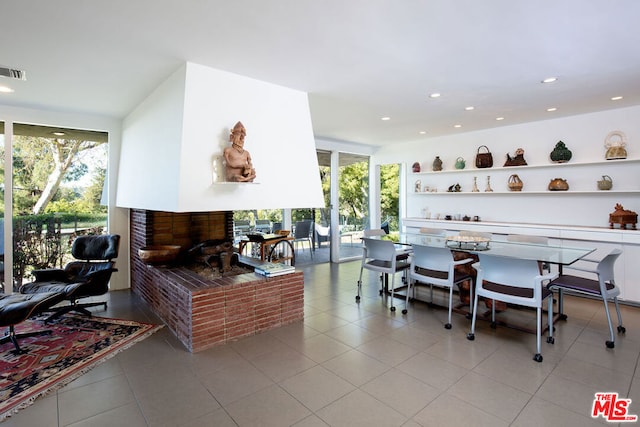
[454,124,462,128]
[496,117,505,121]
[419,131,426,135]
[52,132,66,136]
[381,117,391,121]
[465,106,474,111]
[547,107,557,112]
[542,77,558,83]
[429,93,441,98]
[0,85,14,93]
[611,96,623,101]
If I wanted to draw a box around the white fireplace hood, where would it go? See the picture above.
[116,62,324,212]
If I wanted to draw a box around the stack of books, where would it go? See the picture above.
[254,263,295,277]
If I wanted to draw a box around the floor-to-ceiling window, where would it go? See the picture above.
[6,123,108,292]
[338,153,369,260]
[379,163,401,235]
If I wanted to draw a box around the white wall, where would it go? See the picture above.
[0,105,130,290]
[373,106,640,228]
[117,62,324,212]
[116,65,185,211]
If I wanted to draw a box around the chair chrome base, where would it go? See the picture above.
[1,326,52,354]
[43,301,108,324]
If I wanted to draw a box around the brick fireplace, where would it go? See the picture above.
[129,209,304,352]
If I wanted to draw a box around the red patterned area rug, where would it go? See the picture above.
[0,314,163,420]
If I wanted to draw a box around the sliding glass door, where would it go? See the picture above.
[337,153,369,261]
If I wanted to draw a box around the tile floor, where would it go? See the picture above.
[4,260,640,426]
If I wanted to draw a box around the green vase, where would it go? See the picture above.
[550,141,572,163]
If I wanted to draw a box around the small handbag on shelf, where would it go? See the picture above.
[475,145,493,168]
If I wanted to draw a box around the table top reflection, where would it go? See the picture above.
[400,233,595,266]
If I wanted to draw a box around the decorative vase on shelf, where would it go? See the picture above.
[432,156,443,171]
[412,162,421,172]
[597,175,613,190]
[548,178,569,191]
[485,176,493,192]
[604,130,628,160]
[471,176,479,192]
[550,141,572,163]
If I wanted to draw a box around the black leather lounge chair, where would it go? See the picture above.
[0,291,68,354]
[20,234,120,323]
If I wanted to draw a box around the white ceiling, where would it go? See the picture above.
[2,0,640,147]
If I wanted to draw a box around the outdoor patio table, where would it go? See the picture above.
[238,233,295,265]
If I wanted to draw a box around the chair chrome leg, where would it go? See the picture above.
[535,306,542,361]
[602,297,616,348]
[546,296,555,344]
[389,275,396,312]
[614,297,626,334]
[467,293,479,341]
[402,279,411,314]
[444,286,453,329]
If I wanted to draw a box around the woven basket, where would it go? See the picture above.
[508,174,523,191]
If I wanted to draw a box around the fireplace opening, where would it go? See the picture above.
[183,239,254,279]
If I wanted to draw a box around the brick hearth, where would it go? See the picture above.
[129,209,304,352]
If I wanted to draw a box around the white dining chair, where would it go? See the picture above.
[363,228,386,237]
[406,244,474,329]
[467,253,558,362]
[506,234,548,245]
[547,249,624,348]
[507,234,550,273]
[363,228,409,287]
[356,237,411,312]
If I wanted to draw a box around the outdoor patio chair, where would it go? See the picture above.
[233,220,251,238]
[293,221,313,258]
[255,219,272,233]
[315,224,330,248]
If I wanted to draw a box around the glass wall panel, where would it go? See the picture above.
[338,153,369,260]
[380,163,400,236]
[11,123,108,290]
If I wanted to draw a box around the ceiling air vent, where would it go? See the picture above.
[0,66,26,80]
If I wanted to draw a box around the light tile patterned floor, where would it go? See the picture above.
[3,260,640,426]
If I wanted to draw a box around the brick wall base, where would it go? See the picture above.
[129,209,304,352]
[134,264,304,352]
